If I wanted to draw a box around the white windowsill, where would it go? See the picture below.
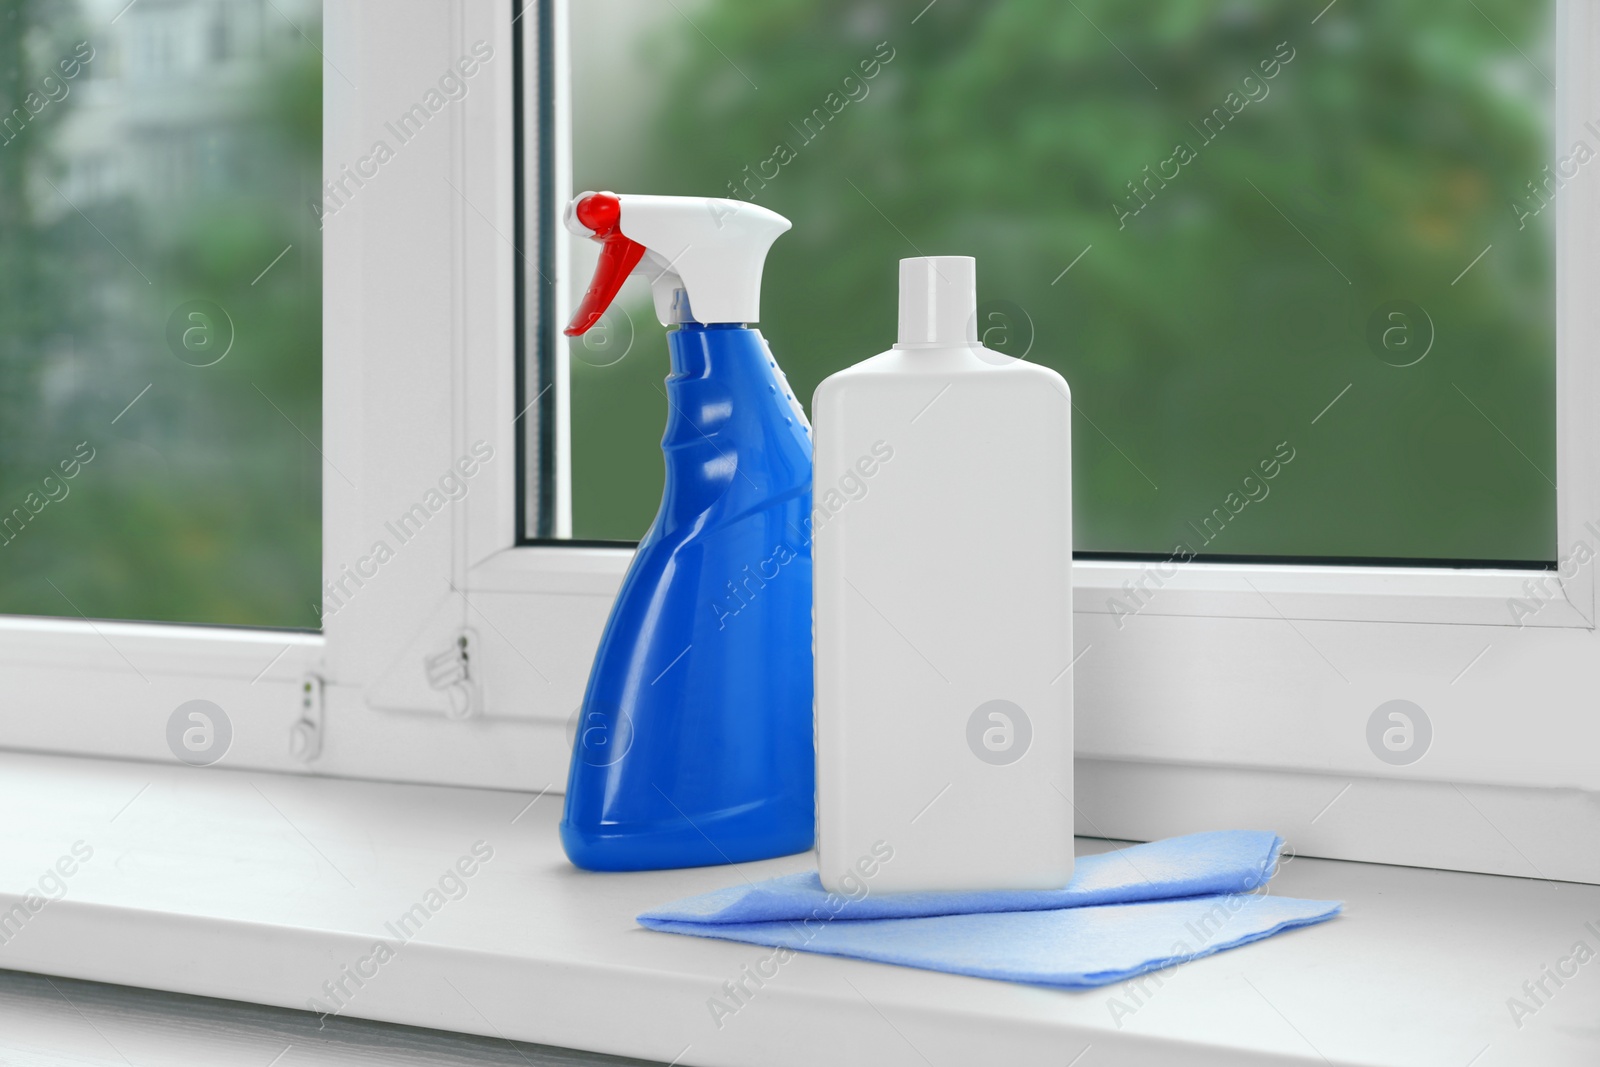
[0,751,1593,1067]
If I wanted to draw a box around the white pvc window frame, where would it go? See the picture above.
[0,0,1595,883]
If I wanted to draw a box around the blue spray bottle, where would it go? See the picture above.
[558,192,814,871]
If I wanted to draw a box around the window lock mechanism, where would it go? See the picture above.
[290,673,325,763]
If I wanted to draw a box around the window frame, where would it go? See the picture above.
[1,0,1594,882]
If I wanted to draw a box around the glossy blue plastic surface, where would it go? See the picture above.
[560,323,816,871]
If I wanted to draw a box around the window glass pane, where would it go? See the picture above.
[562,0,1555,564]
[1,0,323,626]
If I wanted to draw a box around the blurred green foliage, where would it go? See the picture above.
[0,0,1558,630]
[571,0,1556,562]
[0,0,322,627]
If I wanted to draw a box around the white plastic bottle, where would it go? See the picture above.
[812,256,1074,894]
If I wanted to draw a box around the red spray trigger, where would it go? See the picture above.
[565,193,647,336]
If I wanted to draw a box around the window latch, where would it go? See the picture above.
[425,629,480,720]
[290,673,325,762]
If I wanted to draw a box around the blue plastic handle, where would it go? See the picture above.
[560,323,816,871]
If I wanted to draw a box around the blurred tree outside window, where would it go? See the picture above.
[565,0,1556,565]
[0,0,322,627]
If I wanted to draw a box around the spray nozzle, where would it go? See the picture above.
[564,192,791,335]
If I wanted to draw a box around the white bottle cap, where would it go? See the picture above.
[897,256,977,346]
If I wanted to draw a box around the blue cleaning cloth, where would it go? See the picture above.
[642,830,1289,923]
[638,831,1342,989]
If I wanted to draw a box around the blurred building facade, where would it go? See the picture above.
[53,0,318,210]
